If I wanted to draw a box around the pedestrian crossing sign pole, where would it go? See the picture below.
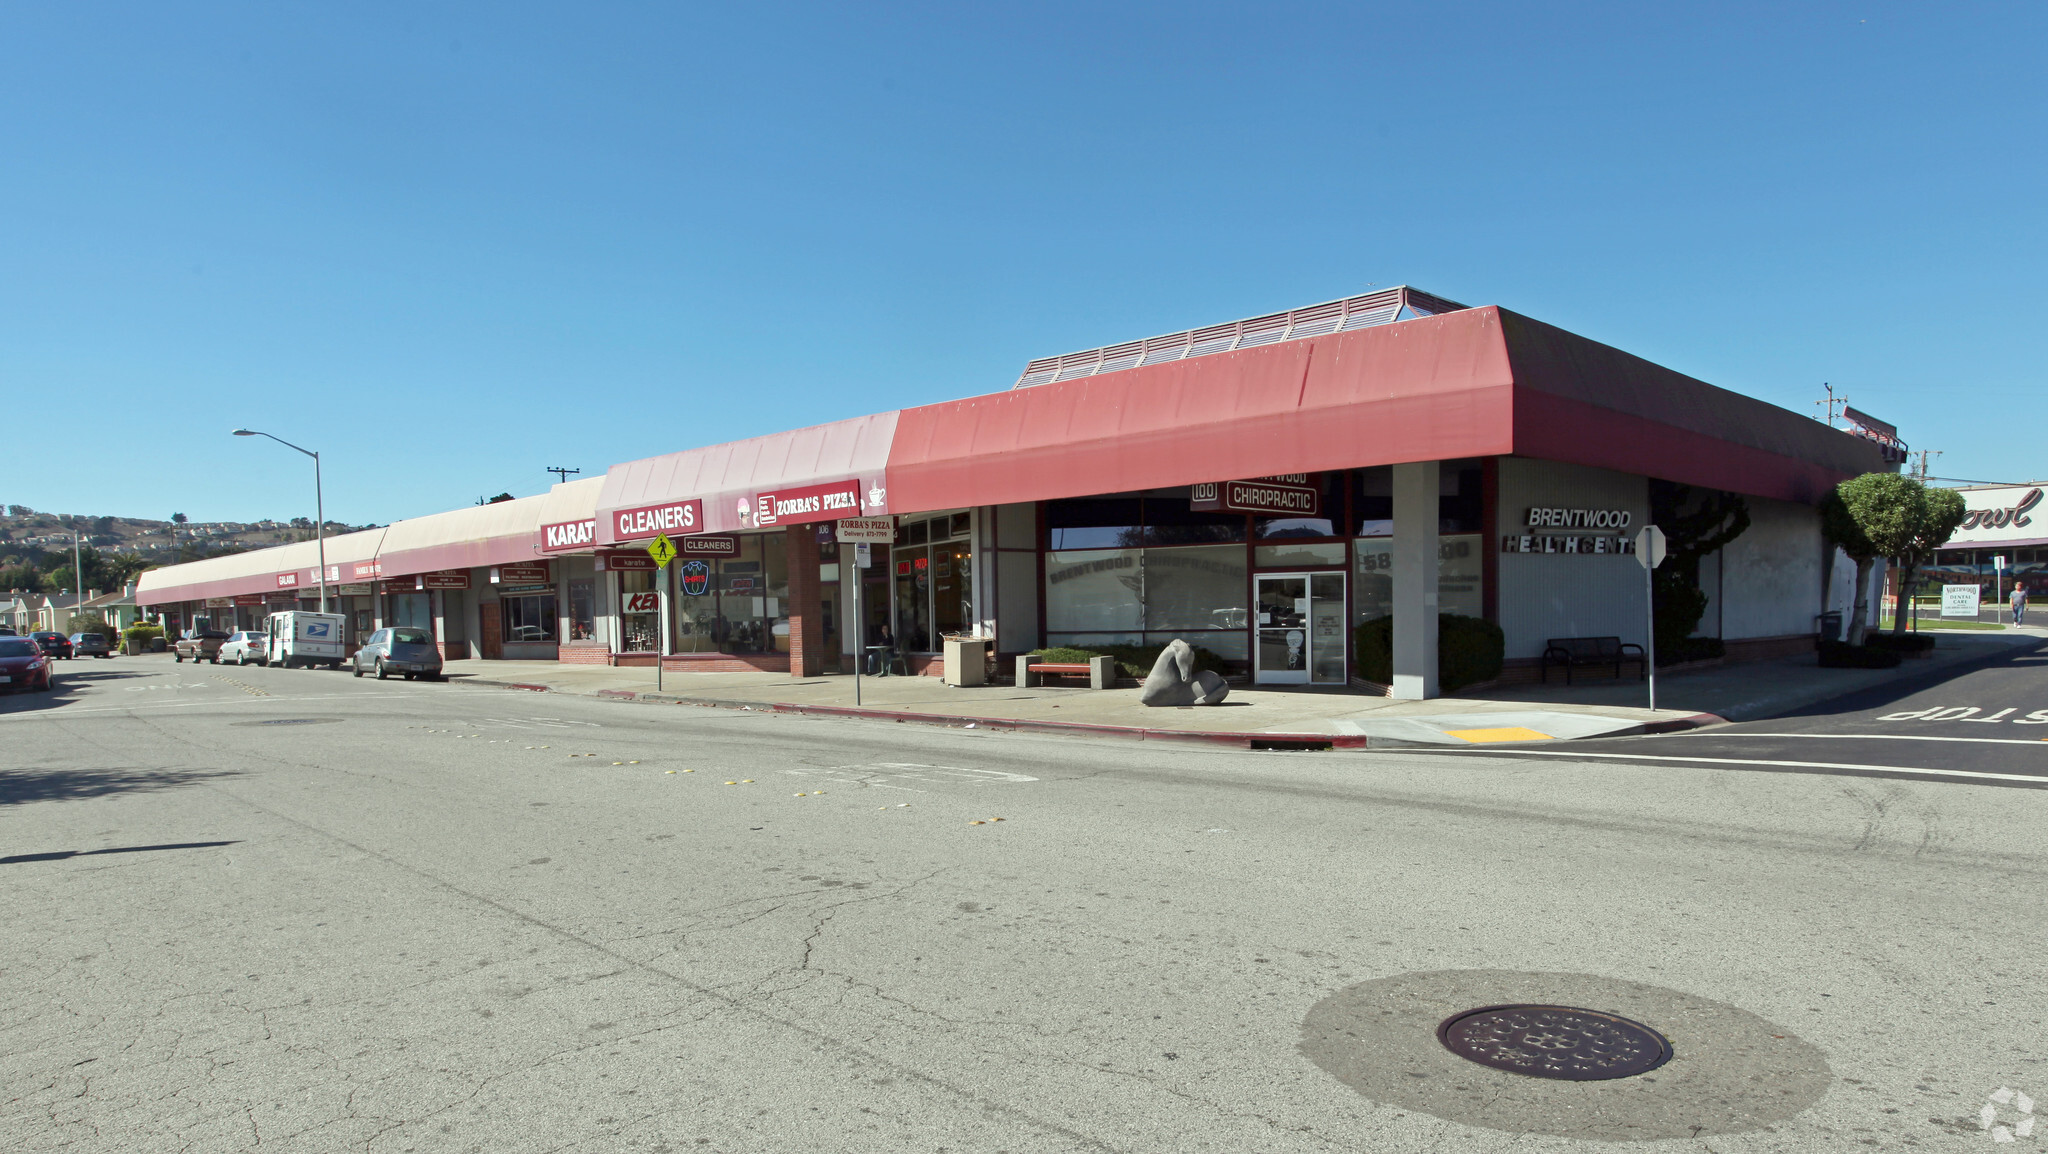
[649,534,677,691]
[1636,525,1668,712]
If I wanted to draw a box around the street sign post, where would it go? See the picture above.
[1994,555,2007,623]
[837,519,893,706]
[648,534,677,691]
[1635,525,1668,711]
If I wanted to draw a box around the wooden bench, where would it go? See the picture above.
[1015,655,1116,689]
[1541,636,1646,684]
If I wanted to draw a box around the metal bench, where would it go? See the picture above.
[1015,655,1116,689]
[1541,636,1647,684]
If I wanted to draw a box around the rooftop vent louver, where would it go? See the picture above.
[1011,286,1467,388]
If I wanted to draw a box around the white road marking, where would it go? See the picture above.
[0,693,414,720]
[786,762,1040,792]
[1431,748,2048,785]
[1699,732,2048,747]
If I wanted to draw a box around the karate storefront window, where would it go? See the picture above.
[568,579,595,641]
[618,570,658,652]
[671,534,790,655]
[502,594,558,643]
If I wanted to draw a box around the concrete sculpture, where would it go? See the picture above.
[1139,639,1229,706]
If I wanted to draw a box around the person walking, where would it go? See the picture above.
[2012,581,2028,627]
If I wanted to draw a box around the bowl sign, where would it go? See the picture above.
[680,559,711,597]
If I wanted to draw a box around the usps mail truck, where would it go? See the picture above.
[264,610,347,670]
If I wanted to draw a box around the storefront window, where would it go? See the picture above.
[1143,544,1246,631]
[1047,494,1244,548]
[568,579,595,641]
[1046,549,1143,634]
[891,514,974,652]
[671,533,789,654]
[391,592,432,631]
[503,594,558,643]
[619,570,658,652]
[1349,534,1483,630]
[1254,540,1347,569]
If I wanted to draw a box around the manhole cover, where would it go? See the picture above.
[1437,1004,1671,1081]
[231,718,344,727]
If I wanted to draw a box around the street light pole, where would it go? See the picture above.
[233,429,328,613]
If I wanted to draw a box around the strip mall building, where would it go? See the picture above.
[138,287,1897,698]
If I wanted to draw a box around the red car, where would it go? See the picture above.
[0,636,53,693]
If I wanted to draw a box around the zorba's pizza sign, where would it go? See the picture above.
[753,480,860,527]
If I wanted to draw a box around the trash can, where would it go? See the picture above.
[942,636,990,687]
[1815,611,1843,643]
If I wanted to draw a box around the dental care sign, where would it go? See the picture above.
[541,518,597,552]
[754,480,861,527]
[613,499,703,541]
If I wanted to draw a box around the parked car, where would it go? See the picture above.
[218,631,270,665]
[173,629,230,663]
[0,636,53,692]
[351,627,444,680]
[31,631,73,660]
[69,632,113,658]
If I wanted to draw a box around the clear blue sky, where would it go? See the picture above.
[4,2,2041,526]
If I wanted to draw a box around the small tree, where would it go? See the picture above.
[1649,483,1751,657]
[1823,473,1926,646]
[1890,486,1967,634]
[171,512,187,525]
[67,612,117,642]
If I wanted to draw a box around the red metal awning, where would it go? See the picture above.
[596,413,897,545]
[884,307,1888,513]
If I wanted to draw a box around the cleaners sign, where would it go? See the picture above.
[613,499,703,541]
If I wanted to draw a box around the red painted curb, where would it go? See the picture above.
[1641,711,1726,733]
[760,700,1369,749]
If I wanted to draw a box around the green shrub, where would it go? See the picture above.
[123,622,164,646]
[1817,639,1902,668]
[1353,614,1505,692]
[1658,636,1725,667]
[1027,643,1229,680]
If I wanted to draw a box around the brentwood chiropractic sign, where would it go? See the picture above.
[613,499,703,541]
[1191,476,1320,516]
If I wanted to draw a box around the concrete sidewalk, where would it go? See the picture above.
[437,628,2043,749]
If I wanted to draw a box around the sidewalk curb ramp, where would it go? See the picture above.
[449,676,1726,749]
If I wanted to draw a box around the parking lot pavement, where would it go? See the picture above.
[1428,635,2048,788]
[3,654,2044,1151]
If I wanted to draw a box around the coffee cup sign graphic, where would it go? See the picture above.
[680,559,711,597]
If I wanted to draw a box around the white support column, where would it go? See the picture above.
[1391,461,1440,700]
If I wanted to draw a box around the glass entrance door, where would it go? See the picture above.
[1254,572,1347,685]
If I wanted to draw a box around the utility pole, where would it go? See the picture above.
[1909,449,1942,480]
[546,467,581,485]
[1814,383,1845,429]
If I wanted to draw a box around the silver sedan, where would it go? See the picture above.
[350,627,444,681]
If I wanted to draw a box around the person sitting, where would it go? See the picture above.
[869,622,897,676]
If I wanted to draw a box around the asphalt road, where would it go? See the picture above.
[1446,636,2048,789]
[3,654,2044,1152]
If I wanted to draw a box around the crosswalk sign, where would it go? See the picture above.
[648,533,678,569]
